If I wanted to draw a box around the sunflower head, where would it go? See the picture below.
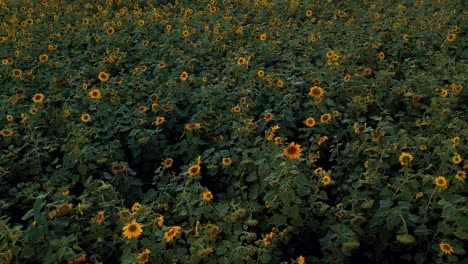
[122,221,143,239]
[283,142,301,159]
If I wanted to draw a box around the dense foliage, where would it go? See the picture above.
[0,0,466,263]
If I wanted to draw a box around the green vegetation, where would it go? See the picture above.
[0,0,466,263]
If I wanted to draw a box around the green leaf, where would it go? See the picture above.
[271,213,286,226]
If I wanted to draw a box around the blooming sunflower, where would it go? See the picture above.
[434,176,448,189]
[164,226,181,242]
[283,142,301,159]
[446,33,456,42]
[222,157,232,166]
[137,249,150,264]
[163,158,173,169]
[439,242,454,255]
[131,202,141,213]
[188,165,201,176]
[264,112,273,122]
[274,136,282,145]
[88,88,101,99]
[455,171,466,181]
[305,117,316,127]
[122,221,143,239]
[237,57,246,65]
[398,152,413,166]
[452,136,460,147]
[32,93,44,103]
[185,122,201,131]
[80,113,91,123]
[98,71,109,81]
[155,116,165,126]
[452,153,462,164]
[201,190,213,201]
[231,106,241,113]
[344,74,351,82]
[309,86,323,97]
[319,113,331,123]
[1,129,13,137]
[180,71,188,81]
[39,54,49,62]
[322,175,331,186]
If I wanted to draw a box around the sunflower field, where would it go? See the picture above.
[0,0,467,263]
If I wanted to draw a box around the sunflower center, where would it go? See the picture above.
[287,147,297,154]
[128,224,137,232]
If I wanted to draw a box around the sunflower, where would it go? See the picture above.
[439,242,454,255]
[452,153,462,164]
[98,71,109,81]
[80,113,91,123]
[188,165,201,176]
[180,71,188,81]
[319,113,332,123]
[434,176,448,189]
[318,136,329,146]
[398,152,413,166]
[305,117,316,127]
[222,157,232,166]
[455,171,466,181]
[138,106,147,114]
[131,202,141,213]
[32,93,44,103]
[452,136,460,147]
[149,93,158,102]
[155,116,165,126]
[274,136,282,145]
[237,57,246,65]
[6,115,13,122]
[322,175,332,186]
[306,10,312,16]
[106,27,115,35]
[185,122,201,131]
[163,158,173,169]
[231,106,241,113]
[155,215,164,227]
[257,70,265,77]
[158,62,166,69]
[29,107,38,115]
[122,221,143,239]
[1,129,13,137]
[39,54,49,62]
[182,30,190,37]
[415,192,424,200]
[378,52,385,60]
[164,226,181,242]
[297,256,306,264]
[263,232,274,246]
[326,50,334,58]
[201,190,213,201]
[137,249,150,264]
[95,211,105,224]
[259,33,267,41]
[11,69,22,78]
[276,79,284,87]
[88,88,101,99]
[264,112,273,122]
[446,33,456,42]
[283,142,301,159]
[344,74,351,83]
